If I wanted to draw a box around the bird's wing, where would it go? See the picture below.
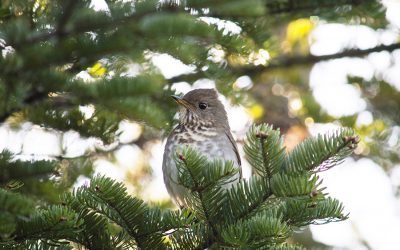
[225,130,242,178]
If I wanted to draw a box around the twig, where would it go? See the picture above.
[56,0,78,37]
[239,42,400,75]
[265,0,363,15]
[169,42,400,83]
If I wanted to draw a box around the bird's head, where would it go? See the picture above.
[172,88,229,130]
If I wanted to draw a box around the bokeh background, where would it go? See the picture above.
[1,0,400,249]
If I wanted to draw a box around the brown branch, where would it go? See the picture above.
[265,0,363,15]
[56,0,78,37]
[239,42,400,75]
[168,42,400,83]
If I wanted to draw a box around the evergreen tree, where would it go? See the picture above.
[0,0,388,249]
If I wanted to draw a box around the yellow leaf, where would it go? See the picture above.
[373,119,385,132]
[88,62,107,77]
[34,0,48,13]
[248,104,264,119]
[284,18,315,53]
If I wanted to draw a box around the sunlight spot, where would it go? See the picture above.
[148,53,196,79]
[304,117,314,127]
[118,120,142,143]
[356,111,373,127]
[233,76,253,90]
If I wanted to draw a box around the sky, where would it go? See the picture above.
[307,2,400,249]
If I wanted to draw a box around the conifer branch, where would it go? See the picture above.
[226,177,271,222]
[12,205,80,243]
[18,5,169,48]
[0,150,58,183]
[176,152,219,243]
[0,91,48,123]
[259,134,272,189]
[284,129,358,173]
[244,124,285,178]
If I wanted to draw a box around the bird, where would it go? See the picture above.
[162,88,241,208]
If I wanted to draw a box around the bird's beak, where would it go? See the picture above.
[171,95,194,110]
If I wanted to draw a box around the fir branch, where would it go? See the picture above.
[226,177,271,222]
[65,175,190,249]
[271,173,322,198]
[64,192,125,249]
[270,244,306,250]
[135,209,194,238]
[0,150,58,184]
[168,223,208,250]
[284,129,358,173]
[283,198,348,227]
[174,147,238,199]
[220,211,290,248]
[0,91,48,123]
[175,150,219,242]
[16,2,164,47]
[244,124,285,180]
[71,176,147,241]
[0,189,36,239]
[12,205,81,244]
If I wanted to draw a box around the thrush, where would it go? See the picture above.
[162,88,241,208]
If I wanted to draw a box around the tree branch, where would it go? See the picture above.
[0,91,48,123]
[56,0,78,37]
[19,6,163,47]
[168,42,400,83]
[239,42,400,75]
[265,0,363,15]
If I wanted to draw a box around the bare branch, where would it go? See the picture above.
[239,42,400,75]
[265,0,364,15]
[168,42,400,83]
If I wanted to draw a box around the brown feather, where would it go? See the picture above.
[225,130,242,178]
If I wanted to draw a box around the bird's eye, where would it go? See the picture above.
[198,102,208,110]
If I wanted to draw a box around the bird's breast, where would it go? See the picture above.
[167,128,237,165]
[177,128,218,143]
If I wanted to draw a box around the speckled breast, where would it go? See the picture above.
[162,126,240,207]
